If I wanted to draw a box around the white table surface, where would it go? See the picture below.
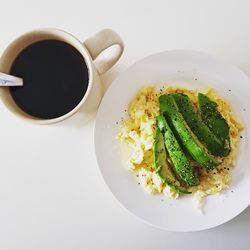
[0,0,250,249]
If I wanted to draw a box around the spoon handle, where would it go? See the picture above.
[0,72,23,86]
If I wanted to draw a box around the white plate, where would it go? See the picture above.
[94,50,250,232]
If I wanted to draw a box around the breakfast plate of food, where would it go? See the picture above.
[94,50,250,231]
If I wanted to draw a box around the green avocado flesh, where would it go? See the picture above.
[198,93,230,156]
[171,93,226,156]
[153,127,191,193]
[159,94,220,169]
[156,115,199,186]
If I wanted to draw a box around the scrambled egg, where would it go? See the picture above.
[117,86,243,211]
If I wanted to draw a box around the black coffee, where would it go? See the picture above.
[10,40,89,119]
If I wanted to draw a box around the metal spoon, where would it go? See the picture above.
[0,72,23,86]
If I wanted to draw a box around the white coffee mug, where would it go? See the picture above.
[0,28,124,124]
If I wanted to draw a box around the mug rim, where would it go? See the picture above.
[0,28,95,124]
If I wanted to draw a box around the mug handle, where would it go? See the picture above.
[83,29,124,74]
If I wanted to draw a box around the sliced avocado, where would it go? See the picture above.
[172,93,226,156]
[159,95,220,169]
[153,127,191,193]
[198,93,230,156]
[156,115,199,186]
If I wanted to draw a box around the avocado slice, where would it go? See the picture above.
[198,93,230,156]
[171,93,226,156]
[153,127,191,193]
[159,94,220,169]
[156,115,199,186]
